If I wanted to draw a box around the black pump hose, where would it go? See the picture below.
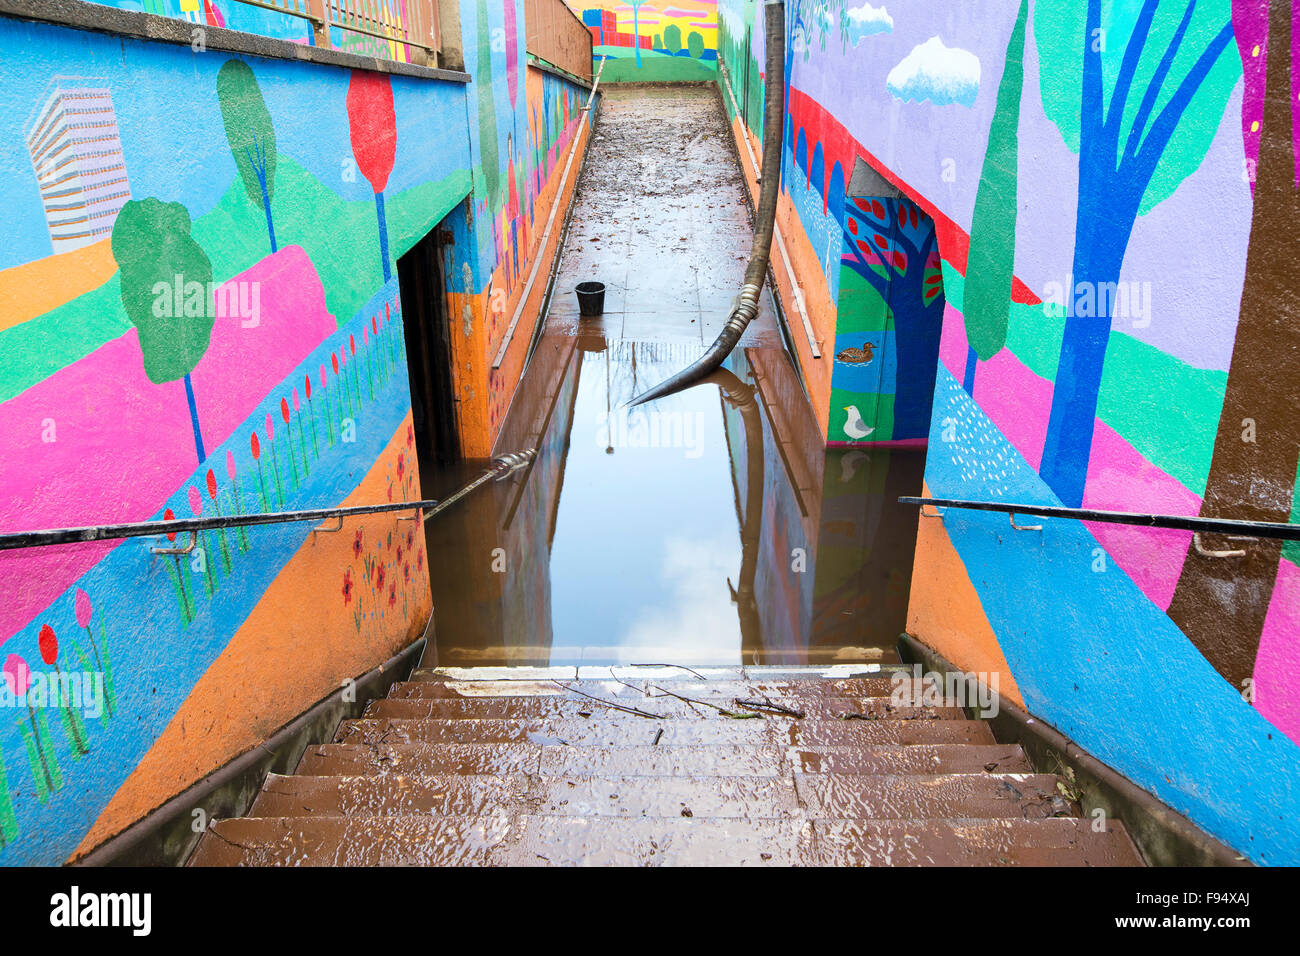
[628,0,786,407]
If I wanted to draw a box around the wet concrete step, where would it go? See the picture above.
[794,773,1075,819]
[790,744,1032,775]
[331,717,996,748]
[189,814,1142,866]
[365,696,966,722]
[392,677,919,700]
[296,742,1032,778]
[250,772,800,818]
[249,771,1067,821]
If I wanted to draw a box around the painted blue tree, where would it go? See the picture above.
[629,0,649,68]
[841,195,945,440]
[1035,0,1238,507]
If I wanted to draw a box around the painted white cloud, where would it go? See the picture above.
[845,3,894,44]
[886,36,981,108]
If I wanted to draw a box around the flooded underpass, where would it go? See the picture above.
[190,89,1148,866]
[422,87,925,670]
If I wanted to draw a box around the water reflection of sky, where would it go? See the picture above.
[548,345,744,666]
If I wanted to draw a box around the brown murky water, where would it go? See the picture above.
[422,87,925,669]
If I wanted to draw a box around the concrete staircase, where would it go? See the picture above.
[188,667,1144,866]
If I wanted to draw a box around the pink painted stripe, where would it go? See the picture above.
[0,246,335,643]
[1257,559,1300,744]
[942,303,1195,609]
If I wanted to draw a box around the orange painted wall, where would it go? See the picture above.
[69,415,430,859]
[906,483,1023,709]
[453,66,593,458]
[725,111,834,437]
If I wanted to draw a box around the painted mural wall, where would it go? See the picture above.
[0,0,590,865]
[718,0,1300,864]
[567,0,718,82]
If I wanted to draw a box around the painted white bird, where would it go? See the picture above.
[843,405,874,440]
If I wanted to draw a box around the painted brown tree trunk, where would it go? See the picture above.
[1167,0,1300,690]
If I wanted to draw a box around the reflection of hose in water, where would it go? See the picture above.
[628,1,786,408]
[712,368,764,656]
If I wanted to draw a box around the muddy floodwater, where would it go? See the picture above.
[422,87,925,670]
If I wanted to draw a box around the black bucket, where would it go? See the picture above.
[575,281,606,317]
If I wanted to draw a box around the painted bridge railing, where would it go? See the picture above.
[230,0,442,66]
[525,0,594,84]
[0,451,533,553]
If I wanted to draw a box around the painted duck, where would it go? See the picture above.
[836,341,875,364]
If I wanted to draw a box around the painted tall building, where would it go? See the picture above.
[25,79,131,255]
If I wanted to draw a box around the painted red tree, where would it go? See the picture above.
[347,71,398,283]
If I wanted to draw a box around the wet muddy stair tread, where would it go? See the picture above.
[189,669,1145,867]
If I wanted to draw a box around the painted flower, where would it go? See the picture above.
[396,453,405,479]
[349,334,356,356]
[75,588,93,629]
[265,413,275,442]
[352,529,364,558]
[293,387,300,412]
[226,449,238,481]
[342,567,354,604]
[3,654,30,696]
[416,548,424,571]
[372,316,378,335]
[406,425,414,447]
[251,431,261,460]
[164,507,177,543]
[188,485,203,516]
[305,375,312,400]
[363,327,369,347]
[332,353,340,375]
[320,364,328,389]
[396,545,404,565]
[388,582,397,607]
[281,397,291,424]
[38,624,58,666]
[376,562,387,590]
[206,468,218,500]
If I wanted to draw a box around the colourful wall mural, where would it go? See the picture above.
[718,0,1300,864]
[569,0,718,81]
[0,0,590,864]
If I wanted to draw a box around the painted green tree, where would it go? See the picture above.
[962,0,1029,394]
[476,0,500,211]
[665,24,684,55]
[216,60,278,254]
[113,198,215,464]
[688,31,705,59]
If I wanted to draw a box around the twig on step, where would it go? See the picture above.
[733,698,805,719]
[648,683,759,720]
[550,681,661,719]
[625,662,710,681]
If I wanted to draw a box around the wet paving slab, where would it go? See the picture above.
[423,85,926,672]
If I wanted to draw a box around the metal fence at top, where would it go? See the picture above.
[524,0,594,83]
[230,0,441,66]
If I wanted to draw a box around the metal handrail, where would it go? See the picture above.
[0,450,534,553]
[899,496,1300,542]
